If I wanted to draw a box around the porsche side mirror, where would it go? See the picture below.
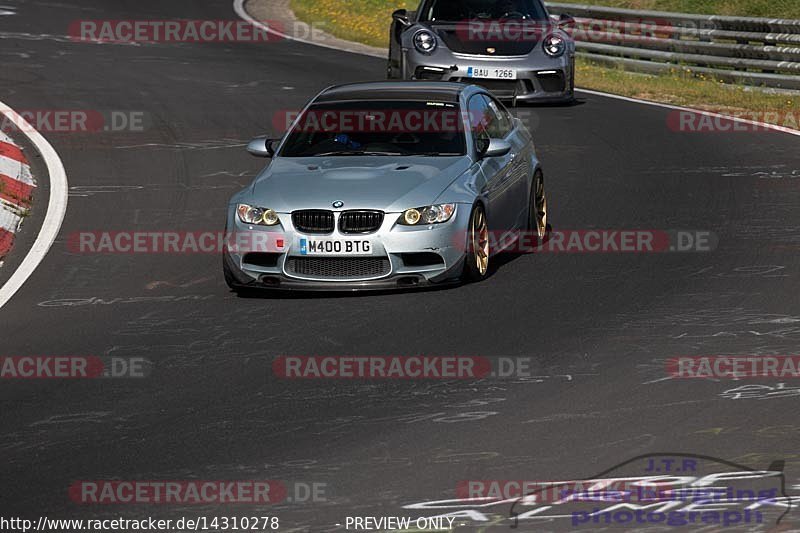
[247,137,276,157]
[484,138,512,158]
[392,9,411,27]
[558,13,576,29]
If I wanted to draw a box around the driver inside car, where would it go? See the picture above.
[493,0,525,19]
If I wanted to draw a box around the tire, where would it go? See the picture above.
[386,53,396,79]
[528,170,549,248]
[387,43,402,79]
[567,59,576,102]
[462,204,491,282]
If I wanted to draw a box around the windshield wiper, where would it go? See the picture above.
[414,152,463,156]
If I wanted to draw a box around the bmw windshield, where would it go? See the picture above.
[279,101,467,157]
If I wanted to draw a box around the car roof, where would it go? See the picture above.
[314,81,469,104]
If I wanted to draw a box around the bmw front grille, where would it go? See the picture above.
[291,209,384,234]
[339,210,384,234]
[292,210,335,234]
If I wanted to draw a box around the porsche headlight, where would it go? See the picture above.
[543,34,566,57]
[413,30,437,54]
[237,204,280,226]
[399,204,456,225]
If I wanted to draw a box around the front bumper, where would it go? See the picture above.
[224,206,471,291]
[403,49,574,102]
[224,252,463,291]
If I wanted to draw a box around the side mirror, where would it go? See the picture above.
[483,138,512,158]
[392,9,411,27]
[558,13,576,28]
[247,137,276,157]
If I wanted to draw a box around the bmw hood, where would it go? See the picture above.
[248,156,471,213]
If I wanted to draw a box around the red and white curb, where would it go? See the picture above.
[0,101,68,310]
[0,131,36,263]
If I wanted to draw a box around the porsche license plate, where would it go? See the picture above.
[467,67,517,80]
[299,238,372,255]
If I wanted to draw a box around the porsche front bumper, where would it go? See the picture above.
[402,49,574,102]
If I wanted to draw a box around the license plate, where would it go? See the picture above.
[299,238,372,255]
[467,67,517,80]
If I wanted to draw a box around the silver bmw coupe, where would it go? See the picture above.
[223,81,548,292]
[388,0,575,104]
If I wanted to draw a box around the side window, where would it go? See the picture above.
[483,95,513,138]
[421,0,432,21]
[428,0,466,21]
[467,94,491,155]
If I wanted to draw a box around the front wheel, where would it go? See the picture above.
[462,204,490,282]
[387,44,402,79]
[566,59,576,102]
[386,56,395,79]
[531,170,548,239]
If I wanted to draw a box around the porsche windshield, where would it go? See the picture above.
[420,0,549,22]
[279,101,467,157]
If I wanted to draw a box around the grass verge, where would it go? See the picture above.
[291,0,414,49]
[576,59,797,127]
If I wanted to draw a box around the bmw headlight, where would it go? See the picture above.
[237,204,280,226]
[413,30,437,54]
[399,204,456,225]
[543,34,566,57]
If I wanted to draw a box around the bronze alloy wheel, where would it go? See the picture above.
[463,204,490,281]
[533,171,548,239]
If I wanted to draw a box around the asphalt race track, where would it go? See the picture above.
[1,0,800,531]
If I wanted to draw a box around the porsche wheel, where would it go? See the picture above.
[567,60,576,101]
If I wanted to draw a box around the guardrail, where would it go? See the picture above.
[545,2,800,91]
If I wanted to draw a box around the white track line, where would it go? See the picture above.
[0,102,68,309]
[233,0,800,138]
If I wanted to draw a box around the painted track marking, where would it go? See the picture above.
[0,101,68,309]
